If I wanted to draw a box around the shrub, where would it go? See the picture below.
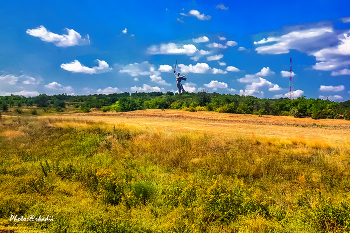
[15,108,23,114]
[31,109,37,115]
[215,103,235,113]
[2,104,8,112]
[280,111,290,116]
[343,110,350,120]
[290,107,301,118]
[110,101,122,112]
[182,107,196,112]
[101,106,111,112]
[55,106,64,112]
[81,107,91,113]
[195,106,207,111]
[311,109,337,119]
[132,181,155,205]
[253,108,265,117]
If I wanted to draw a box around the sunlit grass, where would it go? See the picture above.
[0,116,349,232]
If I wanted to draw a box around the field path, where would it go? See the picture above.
[44,109,350,146]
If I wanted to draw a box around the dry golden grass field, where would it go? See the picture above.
[1,109,350,232]
[47,109,350,147]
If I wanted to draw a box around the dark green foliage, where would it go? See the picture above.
[31,109,37,115]
[0,92,349,120]
[290,107,301,118]
[2,103,8,112]
[344,110,350,120]
[15,108,23,114]
[34,94,49,107]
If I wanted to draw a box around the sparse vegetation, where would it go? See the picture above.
[0,116,349,232]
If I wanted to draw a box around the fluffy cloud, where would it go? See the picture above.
[26,25,90,47]
[183,82,197,93]
[97,87,120,94]
[319,85,345,92]
[0,74,41,86]
[193,36,209,43]
[218,61,226,66]
[188,10,211,20]
[313,60,350,71]
[212,68,227,74]
[256,67,275,76]
[1,90,40,97]
[178,63,211,73]
[131,84,164,92]
[319,95,343,101]
[122,28,127,34]
[254,24,350,73]
[204,80,228,90]
[281,71,296,77]
[119,61,155,76]
[238,47,246,51]
[45,81,74,94]
[61,60,112,74]
[269,84,282,91]
[158,65,173,72]
[216,4,228,10]
[238,67,274,83]
[226,41,237,46]
[226,66,240,72]
[148,43,198,55]
[274,90,304,99]
[178,63,227,74]
[207,54,223,61]
[255,27,333,54]
[331,68,350,76]
[207,42,227,49]
[150,74,171,86]
[218,36,226,41]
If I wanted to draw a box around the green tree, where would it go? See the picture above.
[34,94,49,107]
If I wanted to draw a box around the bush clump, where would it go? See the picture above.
[31,109,37,115]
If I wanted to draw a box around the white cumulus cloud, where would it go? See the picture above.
[207,42,227,49]
[207,54,223,61]
[183,82,197,93]
[218,61,226,66]
[226,41,237,46]
[97,87,120,94]
[188,10,211,20]
[204,80,228,90]
[61,60,112,74]
[331,68,350,76]
[212,68,227,74]
[122,28,127,34]
[218,36,226,41]
[131,84,164,92]
[158,65,173,72]
[238,47,246,51]
[193,36,209,43]
[319,95,343,101]
[256,67,275,76]
[226,66,240,72]
[150,74,171,86]
[45,81,74,94]
[178,63,211,73]
[26,25,90,47]
[269,84,282,91]
[319,85,345,92]
[148,43,198,55]
[281,71,296,77]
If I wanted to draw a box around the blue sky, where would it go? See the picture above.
[1,0,350,101]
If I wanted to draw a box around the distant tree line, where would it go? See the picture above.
[1,92,350,120]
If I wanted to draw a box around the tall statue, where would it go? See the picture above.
[173,60,187,94]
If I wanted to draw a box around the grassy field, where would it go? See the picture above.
[0,110,350,232]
